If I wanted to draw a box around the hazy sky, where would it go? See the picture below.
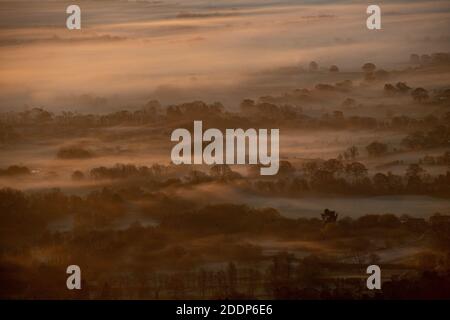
[0,0,449,110]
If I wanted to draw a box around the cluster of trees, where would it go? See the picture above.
[0,165,30,177]
[243,100,446,131]
[240,99,301,120]
[305,61,342,73]
[338,138,429,161]
[155,203,450,251]
[365,141,388,157]
[57,146,93,159]
[184,165,242,184]
[1,183,450,299]
[410,52,450,66]
[0,101,164,129]
[401,125,450,150]
[303,60,391,83]
[2,208,449,299]
[65,155,450,198]
[0,187,127,248]
[8,258,448,299]
[256,79,354,108]
[384,82,430,102]
[240,102,384,129]
[390,113,447,128]
[160,204,285,236]
[81,163,241,184]
[248,160,450,196]
[166,101,224,120]
[3,185,449,243]
[0,188,74,247]
[80,164,224,188]
[361,62,390,82]
[0,104,447,146]
[257,254,450,299]
[338,145,359,161]
[4,255,447,299]
[419,151,450,166]
[384,82,412,94]
[88,163,168,180]
[240,98,447,130]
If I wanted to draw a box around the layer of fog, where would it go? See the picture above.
[175,182,450,218]
[1,0,449,111]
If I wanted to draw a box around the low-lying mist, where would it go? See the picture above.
[1,0,449,110]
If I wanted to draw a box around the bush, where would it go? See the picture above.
[57,146,93,159]
[0,165,31,177]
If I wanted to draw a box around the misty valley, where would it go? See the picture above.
[1,50,450,299]
[0,0,449,300]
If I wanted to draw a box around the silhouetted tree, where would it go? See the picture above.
[362,62,376,73]
[345,162,368,180]
[321,209,338,224]
[329,65,339,72]
[71,170,85,181]
[366,141,388,157]
[411,87,429,102]
[309,61,319,72]
[396,82,411,92]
